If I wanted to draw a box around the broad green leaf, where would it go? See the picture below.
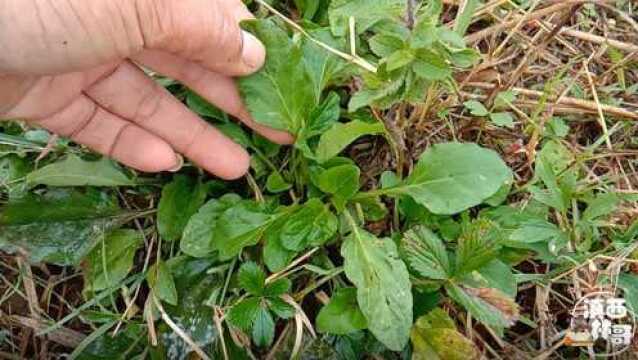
[411,18,437,49]
[263,218,297,272]
[437,28,466,49]
[147,261,178,306]
[348,70,406,112]
[280,199,338,250]
[341,226,412,351]
[446,284,519,329]
[412,50,451,80]
[411,308,480,360]
[305,92,342,137]
[329,0,406,36]
[316,288,367,334]
[385,49,415,71]
[531,140,577,213]
[545,117,570,138]
[0,189,122,265]
[252,306,275,347]
[484,177,512,206]
[238,261,266,296]
[26,155,135,187]
[227,297,261,331]
[582,193,619,221]
[239,19,316,134]
[489,112,515,128]
[509,219,566,244]
[316,120,385,163]
[180,194,241,257]
[494,91,517,109]
[477,260,517,298]
[295,92,342,159]
[302,29,348,101]
[266,171,292,193]
[212,201,281,259]
[401,226,450,280]
[454,219,501,276]
[84,229,143,291]
[370,34,407,57]
[448,48,480,68]
[386,142,511,215]
[316,164,360,210]
[463,100,489,116]
[157,175,207,241]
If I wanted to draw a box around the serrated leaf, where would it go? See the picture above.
[227,297,261,331]
[385,142,511,215]
[463,100,489,116]
[148,261,178,306]
[385,49,415,71]
[454,219,501,276]
[238,261,266,296]
[316,120,385,163]
[180,194,241,257]
[264,278,291,297]
[401,226,450,280]
[448,48,480,68]
[0,189,122,265]
[157,175,207,242]
[411,308,480,360]
[341,226,412,351]
[84,229,143,291]
[268,297,295,319]
[252,306,275,347]
[370,34,407,57]
[26,155,135,187]
[316,288,367,334]
[412,50,451,80]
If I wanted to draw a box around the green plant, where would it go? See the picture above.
[2,1,637,359]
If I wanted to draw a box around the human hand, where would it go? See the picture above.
[0,0,292,179]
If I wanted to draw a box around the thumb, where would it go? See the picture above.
[136,0,265,76]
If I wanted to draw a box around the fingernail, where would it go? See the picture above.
[241,31,266,70]
[169,154,183,172]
